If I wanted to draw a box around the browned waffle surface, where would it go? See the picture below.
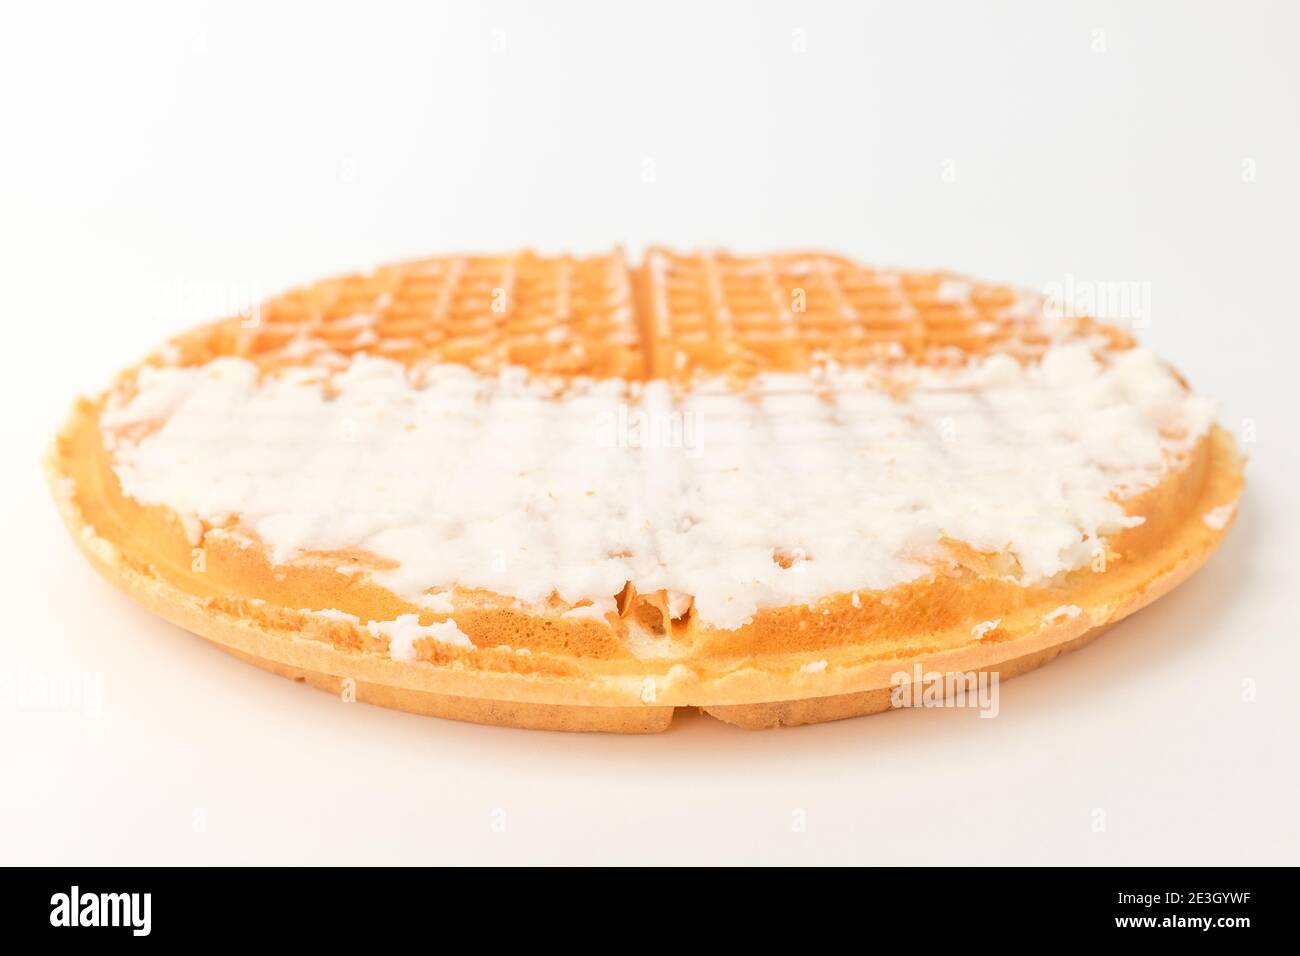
[165,247,1133,382]
[178,249,644,379]
[636,247,1133,380]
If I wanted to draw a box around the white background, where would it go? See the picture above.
[2,0,1297,865]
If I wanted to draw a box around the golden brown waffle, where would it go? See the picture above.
[173,249,645,379]
[48,245,1243,732]
[635,246,1134,379]
[164,247,1134,383]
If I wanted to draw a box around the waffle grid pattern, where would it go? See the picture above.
[178,248,1129,381]
[229,250,643,379]
[638,247,1130,378]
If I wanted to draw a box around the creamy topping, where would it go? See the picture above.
[414,591,454,613]
[561,597,617,622]
[1202,503,1236,530]
[971,619,1001,640]
[302,607,360,623]
[1043,604,1085,625]
[365,615,472,660]
[101,345,1214,631]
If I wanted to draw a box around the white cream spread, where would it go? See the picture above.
[971,619,1001,640]
[365,615,472,660]
[561,597,617,622]
[1202,503,1236,530]
[101,345,1214,631]
[1043,604,1085,625]
[302,607,360,623]
[414,591,454,613]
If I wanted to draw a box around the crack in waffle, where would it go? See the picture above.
[48,247,1244,732]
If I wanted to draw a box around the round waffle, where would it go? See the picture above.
[48,248,1244,732]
